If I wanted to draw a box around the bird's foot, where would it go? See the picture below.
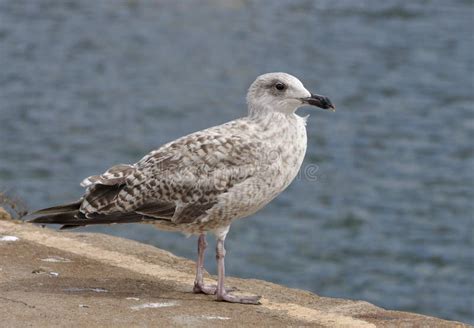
[193,282,236,295]
[193,282,218,295]
[216,291,261,305]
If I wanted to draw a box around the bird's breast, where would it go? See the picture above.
[264,115,308,190]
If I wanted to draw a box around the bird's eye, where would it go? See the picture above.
[275,82,286,91]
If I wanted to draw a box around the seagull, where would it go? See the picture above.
[29,72,335,304]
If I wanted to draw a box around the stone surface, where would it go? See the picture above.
[0,212,469,327]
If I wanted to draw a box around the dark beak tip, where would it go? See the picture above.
[324,98,336,111]
[302,94,335,111]
[327,99,336,111]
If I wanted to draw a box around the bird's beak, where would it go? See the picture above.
[301,93,335,111]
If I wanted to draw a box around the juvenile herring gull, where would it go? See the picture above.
[29,72,335,304]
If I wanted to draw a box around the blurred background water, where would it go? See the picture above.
[0,0,473,323]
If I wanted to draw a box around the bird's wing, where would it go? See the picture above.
[79,122,270,225]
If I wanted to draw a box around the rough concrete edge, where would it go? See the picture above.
[0,212,470,328]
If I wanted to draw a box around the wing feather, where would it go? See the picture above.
[77,119,268,225]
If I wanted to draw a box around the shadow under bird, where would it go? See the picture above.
[29,72,335,304]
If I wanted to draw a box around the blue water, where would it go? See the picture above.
[0,0,473,323]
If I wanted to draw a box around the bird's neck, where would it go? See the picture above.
[247,103,297,118]
[246,107,304,133]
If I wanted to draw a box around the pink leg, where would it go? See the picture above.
[193,234,217,295]
[215,235,261,304]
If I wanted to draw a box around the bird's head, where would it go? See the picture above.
[246,72,335,116]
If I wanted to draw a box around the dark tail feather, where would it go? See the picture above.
[29,210,157,230]
[30,201,82,216]
[28,211,86,224]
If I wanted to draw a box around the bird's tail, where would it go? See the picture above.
[28,201,84,230]
[30,200,82,216]
[28,201,150,230]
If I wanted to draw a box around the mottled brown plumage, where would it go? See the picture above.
[29,72,334,304]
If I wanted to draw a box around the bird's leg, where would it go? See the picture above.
[193,233,218,295]
[215,234,261,304]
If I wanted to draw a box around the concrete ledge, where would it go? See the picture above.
[0,215,468,327]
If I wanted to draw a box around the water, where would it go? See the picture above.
[1,0,473,323]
